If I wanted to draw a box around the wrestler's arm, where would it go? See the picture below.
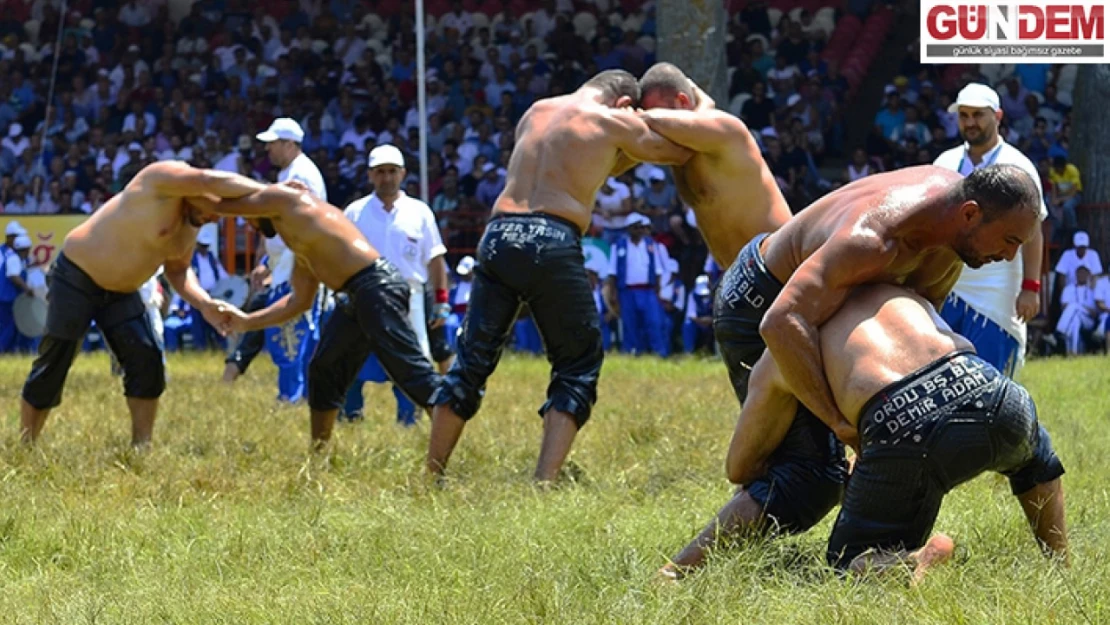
[638,108,747,154]
[725,351,799,485]
[228,258,319,332]
[162,245,223,327]
[602,108,694,166]
[759,232,896,450]
[191,183,306,218]
[142,161,267,199]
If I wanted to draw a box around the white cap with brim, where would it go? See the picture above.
[6,221,26,236]
[948,83,1001,113]
[1074,231,1090,247]
[256,117,305,143]
[456,255,476,275]
[13,235,32,250]
[368,144,405,169]
[626,213,651,228]
[196,224,218,247]
[694,274,711,296]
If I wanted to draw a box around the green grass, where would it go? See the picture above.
[0,351,1107,624]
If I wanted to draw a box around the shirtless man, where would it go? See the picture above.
[662,284,1067,581]
[689,163,1043,541]
[425,69,693,482]
[637,62,794,267]
[191,179,441,449]
[19,161,263,447]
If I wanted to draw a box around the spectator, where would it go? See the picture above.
[1048,155,1082,239]
[873,90,905,141]
[474,163,505,210]
[1054,231,1103,287]
[846,147,875,182]
[640,168,679,232]
[592,176,633,244]
[740,82,775,131]
[1055,265,1098,356]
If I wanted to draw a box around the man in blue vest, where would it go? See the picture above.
[1,233,35,352]
[683,274,714,353]
[606,213,669,356]
[2,221,25,258]
[189,226,229,350]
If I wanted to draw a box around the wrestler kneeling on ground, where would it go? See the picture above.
[662,284,1067,582]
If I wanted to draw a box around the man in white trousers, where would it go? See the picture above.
[222,118,329,402]
[342,144,449,424]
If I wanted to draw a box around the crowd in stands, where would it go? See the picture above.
[0,0,1106,358]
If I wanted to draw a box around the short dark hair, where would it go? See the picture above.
[639,62,694,101]
[957,163,1042,222]
[583,69,640,104]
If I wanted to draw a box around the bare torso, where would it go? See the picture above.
[819,284,974,423]
[270,189,381,290]
[673,128,793,265]
[761,166,966,299]
[493,95,627,233]
[62,169,201,292]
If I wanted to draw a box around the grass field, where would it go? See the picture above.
[0,351,1107,624]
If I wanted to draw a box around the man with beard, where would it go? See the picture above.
[934,84,1047,377]
[662,284,1066,581]
[682,164,1043,544]
[18,161,259,447]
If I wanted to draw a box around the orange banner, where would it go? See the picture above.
[0,215,88,267]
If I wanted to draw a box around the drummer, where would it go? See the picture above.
[1,234,36,353]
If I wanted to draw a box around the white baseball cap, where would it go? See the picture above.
[368,144,405,169]
[694,274,711,296]
[1073,230,1090,248]
[5,221,26,236]
[13,235,32,250]
[627,213,651,228]
[456,255,476,275]
[197,224,218,246]
[948,83,1001,113]
[256,117,305,143]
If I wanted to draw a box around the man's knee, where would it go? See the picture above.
[108,317,167,399]
[22,335,81,409]
[430,372,483,420]
[542,362,601,429]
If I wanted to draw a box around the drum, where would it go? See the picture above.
[13,293,48,337]
[209,276,250,309]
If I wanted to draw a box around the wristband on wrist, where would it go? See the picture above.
[1021,279,1041,293]
[435,288,449,304]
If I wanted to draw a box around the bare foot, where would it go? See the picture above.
[909,533,955,585]
[655,564,682,584]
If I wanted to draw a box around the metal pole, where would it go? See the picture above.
[415,0,429,203]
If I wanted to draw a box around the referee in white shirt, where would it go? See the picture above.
[933,83,1047,377]
[342,144,449,422]
[224,117,328,385]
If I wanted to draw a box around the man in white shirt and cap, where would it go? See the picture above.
[933,83,1047,377]
[1,233,35,352]
[223,117,328,402]
[341,144,448,425]
[1054,230,1102,287]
